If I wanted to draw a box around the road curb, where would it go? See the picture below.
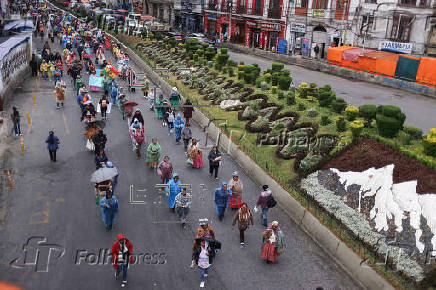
[96,33,393,290]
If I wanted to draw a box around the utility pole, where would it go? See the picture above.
[228,0,232,43]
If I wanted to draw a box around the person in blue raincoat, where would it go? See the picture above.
[100,190,119,231]
[111,83,120,105]
[166,173,181,212]
[174,113,185,144]
[214,182,232,221]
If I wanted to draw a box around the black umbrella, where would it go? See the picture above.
[195,237,221,250]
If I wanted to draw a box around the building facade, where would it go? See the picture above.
[353,0,436,56]
[143,0,174,25]
[203,0,290,51]
[174,0,204,32]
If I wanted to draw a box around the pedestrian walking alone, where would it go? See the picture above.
[147,87,155,111]
[181,123,192,152]
[193,239,215,288]
[99,96,109,120]
[232,203,253,247]
[174,113,185,144]
[100,189,119,231]
[30,53,38,77]
[145,137,161,169]
[95,149,108,169]
[183,99,194,126]
[261,221,285,263]
[228,171,243,209]
[175,187,191,228]
[157,156,173,184]
[256,185,273,226]
[45,131,59,162]
[92,129,107,155]
[208,146,221,180]
[165,107,175,135]
[10,107,21,136]
[166,173,181,212]
[214,182,232,221]
[111,234,134,287]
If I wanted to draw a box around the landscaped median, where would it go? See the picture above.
[47,2,436,287]
[112,34,436,289]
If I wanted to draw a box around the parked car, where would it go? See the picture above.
[123,19,138,34]
[186,33,206,43]
[101,8,114,15]
[165,31,184,43]
[133,25,149,37]
[111,14,125,26]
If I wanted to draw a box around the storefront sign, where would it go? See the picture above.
[379,40,412,54]
[261,23,275,31]
[301,38,310,55]
[221,18,229,24]
[290,22,305,33]
[246,21,257,27]
[312,9,325,18]
[208,14,216,21]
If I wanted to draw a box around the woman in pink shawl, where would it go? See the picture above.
[188,138,203,168]
[157,156,173,184]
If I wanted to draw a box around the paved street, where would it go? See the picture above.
[228,51,436,133]
[0,35,361,290]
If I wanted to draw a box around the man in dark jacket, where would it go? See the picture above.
[111,234,133,287]
[208,146,221,179]
[70,63,81,87]
[92,129,107,155]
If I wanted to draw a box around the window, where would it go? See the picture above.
[390,14,412,42]
[312,0,328,9]
[296,0,308,8]
[335,0,350,20]
[365,0,377,3]
[360,15,374,33]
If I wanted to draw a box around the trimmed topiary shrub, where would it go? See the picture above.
[307,108,318,118]
[350,119,364,138]
[271,72,280,86]
[271,86,278,94]
[193,53,199,61]
[205,47,215,60]
[255,78,263,88]
[228,67,234,77]
[403,126,423,140]
[214,62,222,71]
[282,69,290,77]
[227,59,236,67]
[278,90,284,99]
[238,71,244,80]
[376,105,406,138]
[278,75,292,91]
[331,98,347,113]
[345,106,359,121]
[272,62,284,71]
[264,73,272,83]
[220,48,228,54]
[286,91,296,105]
[336,117,346,132]
[423,128,436,157]
[244,72,254,84]
[398,131,411,145]
[216,53,229,67]
[239,61,244,65]
[321,115,330,126]
[261,81,268,91]
[169,38,177,48]
[222,66,228,74]
[297,103,306,111]
[318,90,335,107]
[359,104,377,127]
[297,82,309,98]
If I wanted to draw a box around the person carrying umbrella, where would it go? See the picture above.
[166,173,181,212]
[122,99,138,121]
[100,189,119,231]
[214,182,231,221]
[105,161,119,193]
[145,137,161,169]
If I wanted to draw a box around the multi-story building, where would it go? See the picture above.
[203,0,291,51]
[174,0,204,32]
[143,0,174,25]
[353,0,436,56]
[285,0,361,57]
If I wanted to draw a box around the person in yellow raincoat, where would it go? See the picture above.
[47,62,55,79]
[40,60,48,80]
[62,48,70,60]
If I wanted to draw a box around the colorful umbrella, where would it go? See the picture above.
[122,101,138,107]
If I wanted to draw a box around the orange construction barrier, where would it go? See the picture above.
[327,46,357,64]
[416,57,436,87]
[366,51,400,77]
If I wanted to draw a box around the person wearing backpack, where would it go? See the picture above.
[256,185,274,226]
[232,203,254,247]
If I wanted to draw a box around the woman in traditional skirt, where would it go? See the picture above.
[228,171,243,209]
[188,138,203,168]
[145,137,161,169]
[261,221,285,263]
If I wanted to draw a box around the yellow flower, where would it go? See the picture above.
[345,106,359,113]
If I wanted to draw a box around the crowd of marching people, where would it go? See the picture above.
[19,1,286,287]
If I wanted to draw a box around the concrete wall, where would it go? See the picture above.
[218,42,436,98]
[106,34,395,290]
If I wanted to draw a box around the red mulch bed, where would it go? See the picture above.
[322,138,436,194]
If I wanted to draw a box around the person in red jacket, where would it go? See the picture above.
[111,234,134,287]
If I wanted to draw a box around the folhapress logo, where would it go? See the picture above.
[9,237,65,272]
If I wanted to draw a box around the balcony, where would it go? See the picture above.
[236,5,246,14]
[398,0,431,7]
[246,6,263,15]
[221,5,231,12]
[268,8,281,18]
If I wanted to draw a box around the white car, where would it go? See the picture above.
[133,25,148,37]
[123,19,138,34]
[186,33,206,43]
